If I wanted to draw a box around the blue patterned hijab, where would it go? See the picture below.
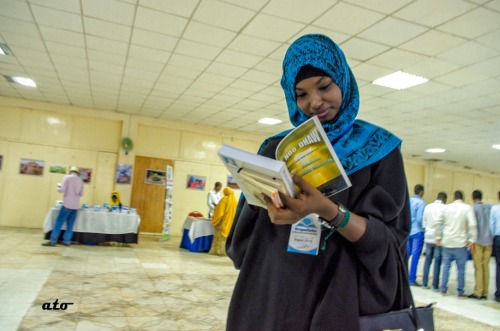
[266,34,401,175]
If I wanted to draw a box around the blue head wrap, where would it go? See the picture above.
[264,34,401,175]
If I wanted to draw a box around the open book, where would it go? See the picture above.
[218,116,351,209]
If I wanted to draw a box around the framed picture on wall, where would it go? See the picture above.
[145,169,166,185]
[227,175,239,190]
[186,175,206,190]
[20,158,44,176]
[49,164,67,174]
[77,167,92,183]
[0,155,3,171]
[116,163,132,184]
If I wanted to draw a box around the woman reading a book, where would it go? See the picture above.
[225,34,412,331]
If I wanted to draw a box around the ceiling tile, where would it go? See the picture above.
[341,38,389,62]
[313,2,385,36]
[370,48,429,70]
[398,30,467,56]
[39,26,85,47]
[82,0,135,25]
[175,40,221,60]
[242,13,305,42]
[262,0,335,23]
[193,0,256,31]
[228,35,282,57]
[128,44,171,63]
[84,19,132,44]
[393,0,476,27]
[183,21,236,48]
[28,0,81,14]
[131,28,179,52]
[134,6,188,37]
[438,7,500,39]
[0,17,40,38]
[358,17,427,47]
[2,0,34,21]
[215,49,262,68]
[138,0,199,17]
[433,67,489,88]
[344,0,414,14]
[169,53,210,71]
[31,5,83,32]
[205,62,249,78]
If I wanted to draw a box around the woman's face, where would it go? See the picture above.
[294,76,342,123]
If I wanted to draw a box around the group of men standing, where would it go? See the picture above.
[407,185,500,303]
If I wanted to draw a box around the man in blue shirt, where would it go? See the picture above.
[408,184,426,286]
[490,190,500,303]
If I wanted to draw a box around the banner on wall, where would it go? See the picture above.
[160,165,174,242]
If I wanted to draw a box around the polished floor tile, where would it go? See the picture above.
[0,227,498,330]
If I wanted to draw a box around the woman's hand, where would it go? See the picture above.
[263,174,337,225]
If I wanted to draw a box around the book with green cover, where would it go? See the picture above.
[217,116,351,209]
[276,116,351,197]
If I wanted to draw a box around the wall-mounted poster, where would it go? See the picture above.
[145,169,166,185]
[49,164,67,174]
[116,163,132,184]
[227,175,240,190]
[77,167,92,183]
[186,175,206,190]
[20,159,44,176]
[0,155,3,171]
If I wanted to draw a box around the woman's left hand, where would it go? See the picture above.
[263,174,336,225]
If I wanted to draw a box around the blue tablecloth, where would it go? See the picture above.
[180,229,213,252]
[179,217,214,252]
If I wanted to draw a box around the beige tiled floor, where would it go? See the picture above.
[0,227,499,330]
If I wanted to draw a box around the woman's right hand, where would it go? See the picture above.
[263,174,338,225]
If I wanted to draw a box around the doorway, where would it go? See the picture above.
[131,156,174,233]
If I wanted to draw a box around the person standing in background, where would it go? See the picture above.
[436,190,477,297]
[408,184,426,286]
[489,190,500,303]
[42,166,84,247]
[468,190,493,299]
[209,187,237,256]
[207,182,222,218]
[422,191,447,291]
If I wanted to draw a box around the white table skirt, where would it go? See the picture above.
[43,208,141,234]
[182,216,214,243]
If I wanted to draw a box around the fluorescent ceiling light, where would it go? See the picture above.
[492,144,500,150]
[426,148,446,153]
[373,71,428,90]
[258,118,282,125]
[5,75,37,87]
[0,43,13,56]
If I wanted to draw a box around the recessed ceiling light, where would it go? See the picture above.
[4,75,37,87]
[426,148,446,153]
[258,118,282,125]
[492,144,500,150]
[373,71,428,90]
[0,43,13,56]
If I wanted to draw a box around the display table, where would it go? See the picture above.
[179,216,214,252]
[43,208,141,244]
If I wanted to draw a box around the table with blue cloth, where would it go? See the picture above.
[180,216,214,252]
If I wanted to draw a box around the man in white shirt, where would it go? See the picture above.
[422,192,447,291]
[207,182,222,218]
[436,190,477,297]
